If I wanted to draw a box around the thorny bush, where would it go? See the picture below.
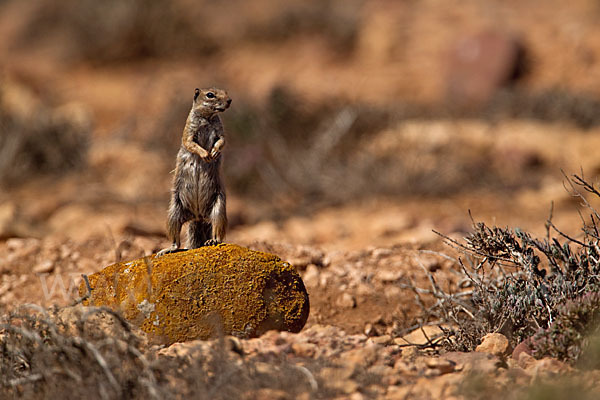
[425,173,600,363]
[0,305,345,399]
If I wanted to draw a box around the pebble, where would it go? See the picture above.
[476,332,510,357]
[34,260,55,274]
[337,293,357,308]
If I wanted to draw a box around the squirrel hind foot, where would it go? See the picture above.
[203,239,222,247]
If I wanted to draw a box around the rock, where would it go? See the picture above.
[374,269,403,283]
[445,30,524,108]
[292,342,317,358]
[517,351,537,370]
[425,358,456,375]
[34,260,55,274]
[384,286,402,299]
[394,324,449,346]
[243,389,290,400]
[321,365,362,394]
[369,334,392,346]
[79,244,310,344]
[524,357,572,379]
[414,374,463,399]
[400,346,419,362]
[371,248,392,259]
[337,293,357,308]
[443,351,502,374]
[512,339,533,360]
[302,264,320,288]
[476,333,510,357]
[349,392,365,400]
[0,202,17,239]
[158,339,214,361]
[386,385,413,400]
[364,323,378,337]
[342,344,379,367]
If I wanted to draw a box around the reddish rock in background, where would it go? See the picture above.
[445,30,526,108]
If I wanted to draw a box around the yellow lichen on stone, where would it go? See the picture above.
[79,244,309,344]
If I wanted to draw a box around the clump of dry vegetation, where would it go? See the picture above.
[18,0,361,62]
[1,305,160,399]
[417,173,600,364]
[0,79,90,187]
[209,87,547,210]
[0,305,342,399]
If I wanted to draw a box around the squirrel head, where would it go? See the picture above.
[192,87,232,117]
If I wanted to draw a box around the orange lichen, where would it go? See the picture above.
[79,244,309,344]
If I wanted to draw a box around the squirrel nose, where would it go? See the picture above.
[227,98,232,106]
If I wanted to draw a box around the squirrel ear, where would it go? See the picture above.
[194,88,200,101]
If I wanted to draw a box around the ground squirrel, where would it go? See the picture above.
[157,87,231,256]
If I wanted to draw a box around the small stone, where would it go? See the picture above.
[395,325,448,346]
[302,264,320,288]
[375,269,403,283]
[443,352,501,374]
[342,344,378,367]
[386,385,412,400]
[319,272,332,287]
[517,351,536,370]
[0,281,12,297]
[291,342,317,358]
[476,333,510,357]
[349,393,365,400]
[371,248,392,259]
[401,346,419,362]
[244,388,289,400]
[369,364,394,376]
[254,361,277,375]
[384,286,402,299]
[226,336,243,355]
[364,323,378,337]
[355,283,374,296]
[34,260,55,274]
[336,379,360,395]
[321,365,355,382]
[527,357,572,379]
[337,293,356,308]
[6,237,25,252]
[426,358,456,375]
[512,339,532,360]
[370,334,392,346]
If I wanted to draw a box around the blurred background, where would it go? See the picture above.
[1,0,600,248]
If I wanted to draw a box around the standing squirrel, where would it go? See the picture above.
[157,87,231,256]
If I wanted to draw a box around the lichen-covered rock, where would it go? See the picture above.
[78,244,309,344]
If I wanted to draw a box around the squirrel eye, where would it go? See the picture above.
[206,92,215,99]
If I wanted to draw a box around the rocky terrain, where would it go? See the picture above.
[3,0,600,399]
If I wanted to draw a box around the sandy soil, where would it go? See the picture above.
[2,1,600,398]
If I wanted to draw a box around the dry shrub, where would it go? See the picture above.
[0,304,361,399]
[418,173,600,363]
[0,305,160,399]
[459,373,599,400]
[217,87,548,210]
[0,79,91,188]
[483,88,600,129]
[17,0,361,63]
